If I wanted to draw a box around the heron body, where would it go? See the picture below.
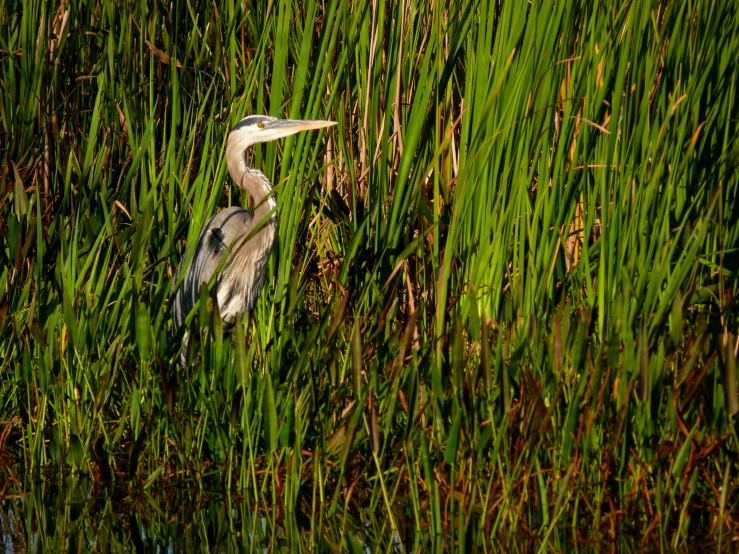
[171,115,335,362]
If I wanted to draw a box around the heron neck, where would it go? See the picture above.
[227,142,276,224]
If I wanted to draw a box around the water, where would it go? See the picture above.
[1,476,332,553]
[2,474,639,552]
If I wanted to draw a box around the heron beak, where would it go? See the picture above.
[267,118,337,139]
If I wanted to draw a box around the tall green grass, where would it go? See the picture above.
[1,0,738,550]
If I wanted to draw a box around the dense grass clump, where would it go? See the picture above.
[1,0,738,550]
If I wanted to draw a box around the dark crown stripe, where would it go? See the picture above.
[232,115,272,132]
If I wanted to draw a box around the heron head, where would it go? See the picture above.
[229,115,336,148]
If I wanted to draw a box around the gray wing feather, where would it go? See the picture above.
[171,206,253,332]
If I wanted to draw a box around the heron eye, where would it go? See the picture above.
[257,122,265,128]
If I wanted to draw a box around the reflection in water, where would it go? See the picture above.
[1,476,366,553]
[2,476,572,552]
[0,476,462,553]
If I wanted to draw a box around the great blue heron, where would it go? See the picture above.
[171,115,336,363]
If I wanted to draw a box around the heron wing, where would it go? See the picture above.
[171,206,253,331]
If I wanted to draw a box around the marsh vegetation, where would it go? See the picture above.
[1,0,738,550]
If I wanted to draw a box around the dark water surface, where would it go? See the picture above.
[1,476,366,553]
[1,474,661,552]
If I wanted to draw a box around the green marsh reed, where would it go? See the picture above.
[1,0,738,550]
